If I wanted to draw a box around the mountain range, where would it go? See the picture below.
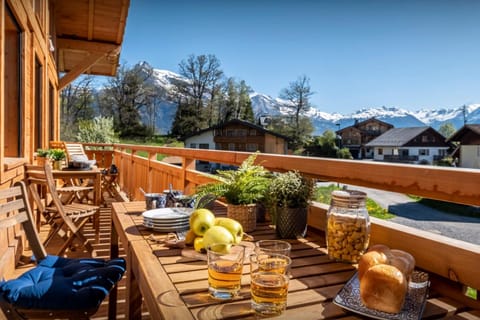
[144,65,480,135]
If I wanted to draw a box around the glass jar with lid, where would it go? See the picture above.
[326,189,370,263]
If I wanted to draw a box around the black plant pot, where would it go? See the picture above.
[275,206,308,239]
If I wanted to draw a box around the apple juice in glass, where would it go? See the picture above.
[207,244,245,299]
[251,271,289,316]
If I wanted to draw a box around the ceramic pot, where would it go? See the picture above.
[275,206,308,239]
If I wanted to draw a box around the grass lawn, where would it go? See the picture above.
[314,183,395,220]
[120,137,184,161]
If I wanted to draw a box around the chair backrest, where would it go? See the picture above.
[0,182,47,261]
[24,164,48,214]
[64,143,87,162]
[24,164,80,236]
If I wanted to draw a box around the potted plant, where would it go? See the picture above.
[195,153,271,232]
[266,170,314,239]
[48,148,66,170]
[35,149,50,166]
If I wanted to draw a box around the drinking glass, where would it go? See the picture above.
[207,244,245,299]
[255,240,291,256]
[251,271,289,316]
[250,253,291,275]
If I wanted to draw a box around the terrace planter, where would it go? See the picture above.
[275,206,308,239]
[227,203,257,233]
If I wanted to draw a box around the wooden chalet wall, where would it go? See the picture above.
[1,0,59,187]
[0,0,59,277]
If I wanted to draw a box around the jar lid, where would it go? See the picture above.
[331,189,367,207]
[331,189,366,199]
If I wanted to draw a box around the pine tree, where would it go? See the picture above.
[238,80,254,122]
[171,99,201,138]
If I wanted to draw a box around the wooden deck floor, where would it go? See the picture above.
[36,200,150,319]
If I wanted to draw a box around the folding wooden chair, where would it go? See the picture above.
[24,164,100,256]
[64,143,91,163]
[0,181,125,320]
[59,143,97,203]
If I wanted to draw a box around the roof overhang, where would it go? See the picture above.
[54,0,130,89]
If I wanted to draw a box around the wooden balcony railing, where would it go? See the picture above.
[84,143,480,310]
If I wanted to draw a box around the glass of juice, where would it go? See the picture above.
[255,240,291,256]
[251,271,289,316]
[207,243,245,299]
[250,253,291,275]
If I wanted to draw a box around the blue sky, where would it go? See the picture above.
[121,0,480,114]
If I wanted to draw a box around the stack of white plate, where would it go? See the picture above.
[142,207,193,232]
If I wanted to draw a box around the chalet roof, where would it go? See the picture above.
[182,119,290,141]
[337,117,394,134]
[447,124,480,142]
[55,0,130,88]
[365,127,430,147]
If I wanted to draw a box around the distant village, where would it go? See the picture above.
[182,118,480,172]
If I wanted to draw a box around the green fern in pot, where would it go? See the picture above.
[195,153,271,232]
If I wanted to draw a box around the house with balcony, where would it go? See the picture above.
[336,118,393,159]
[365,126,451,164]
[183,119,289,171]
[447,124,480,168]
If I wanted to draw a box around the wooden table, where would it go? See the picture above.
[109,202,478,320]
[52,167,102,206]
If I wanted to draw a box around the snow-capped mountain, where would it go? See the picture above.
[144,64,480,135]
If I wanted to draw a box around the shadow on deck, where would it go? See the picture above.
[37,199,150,319]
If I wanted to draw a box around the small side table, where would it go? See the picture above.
[101,172,119,204]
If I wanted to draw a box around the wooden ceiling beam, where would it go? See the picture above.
[88,0,95,40]
[58,53,104,90]
[56,38,120,54]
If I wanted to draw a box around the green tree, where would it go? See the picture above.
[238,80,254,122]
[221,77,238,123]
[303,130,350,158]
[219,78,254,124]
[170,99,199,138]
[98,62,156,138]
[279,75,315,150]
[76,116,119,143]
[60,75,96,141]
[172,54,224,131]
[438,122,456,138]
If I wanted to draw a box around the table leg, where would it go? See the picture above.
[108,219,119,320]
[126,260,143,320]
[94,172,102,207]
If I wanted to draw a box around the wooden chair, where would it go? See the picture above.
[46,142,95,204]
[24,164,100,256]
[0,181,125,320]
[64,143,90,163]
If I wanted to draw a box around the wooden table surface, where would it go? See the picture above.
[109,201,478,320]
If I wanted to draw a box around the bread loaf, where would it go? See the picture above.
[357,250,390,281]
[357,245,415,313]
[360,264,408,314]
[390,249,415,279]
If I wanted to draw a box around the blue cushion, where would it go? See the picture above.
[0,256,125,310]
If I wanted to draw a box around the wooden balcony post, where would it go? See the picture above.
[182,157,196,194]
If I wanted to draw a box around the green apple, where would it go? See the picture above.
[189,208,215,236]
[214,217,244,244]
[203,226,234,253]
[193,237,205,253]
